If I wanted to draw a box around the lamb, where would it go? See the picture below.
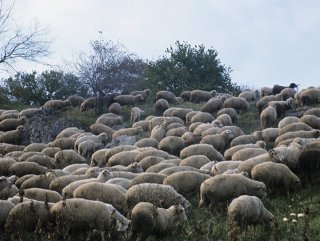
[190,89,216,103]
[251,162,301,196]
[260,105,277,129]
[224,140,266,160]
[131,107,145,124]
[42,99,71,111]
[211,161,243,176]
[232,147,268,161]
[50,199,130,240]
[126,183,191,211]
[272,83,298,95]
[180,143,225,162]
[223,97,249,113]
[158,136,185,156]
[54,149,87,169]
[0,117,27,131]
[228,195,274,233]
[200,130,234,153]
[80,97,97,111]
[236,153,274,177]
[66,95,85,107]
[114,94,144,106]
[163,171,211,197]
[108,102,121,115]
[4,200,52,238]
[299,114,320,129]
[199,174,267,208]
[155,99,170,115]
[73,183,128,214]
[238,90,260,102]
[130,202,187,241]
[179,155,210,169]
[0,125,26,145]
[156,90,179,104]
[21,188,62,202]
[8,162,47,177]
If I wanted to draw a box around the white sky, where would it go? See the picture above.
[4,0,320,90]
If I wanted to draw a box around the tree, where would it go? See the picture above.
[74,39,146,98]
[145,41,240,95]
[0,0,50,71]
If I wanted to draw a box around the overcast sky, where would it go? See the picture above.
[6,0,320,90]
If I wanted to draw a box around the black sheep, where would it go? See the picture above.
[272,83,298,95]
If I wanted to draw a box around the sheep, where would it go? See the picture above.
[42,99,71,111]
[200,130,234,153]
[260,127,280,143]
[20,172,56,190]
[268,98,295,116]
[156,90,179,104]
[199,174,267,208]
[238,90,260,102]
[190,112,215,124]
[186,111,201,125]
[73,183,128,214]
[136,155,164,171]
[135,148,174,163]
[114,94,144,106]
[224,140,266,160]
[215,113,233,126]
[90,148,110,167]
[105,145,138,161]
[54,149,87,169]
[236,153,275,177]
[21,188,62,202]
[158,136,185,156]
[108,102,121,115]
[0,117,27,131]
[274,129,320,147]
[104,177,130,190]
[146,163,177,173]
[299,88,320,106]
[0,176,19,199]
[280,87,296,100]
[19,107,42,118]
[150,119,168,142]
[272,83,298,95]
[129,173,167,188]
[228,195,274,233]
[277,116,299,129]
[130,107,145,124]
[269,142,305,170]
[163,171,211,197]
[297,149,320,186]
[230,132,261,147]
[50,199,130,240]
[0,143,25,155]
[80,97,97,111]
[96,114,123,126]
[180,143,224,162]
[190,90,216,103]
[126,183,191,211]
[192,123,214,135]
[299,114,320,129]
[130,202,187,241]
[0,200,15,229]
[158,166,210,176]
[0,157,16,176]
[8,162,47,177]
[107,150,140,167]
[251,162,301,196]
[179,90,191,101]
[55,127,84,139]
[74,132,109,153]
[89,124,115,139]
[41,147,61,158]
[217,126,245,138]
[4,200,52,238]
[178,155,210,169]
[130,89,150,100]
[62,163,89,173]
[155,99,170,116]
[66,95,85,107]
[303,107,320,117]
[211,161,243,175]
[0,125,26,145]
[231,147,268,161]
[280,122,313,135]
[201,96,225,114]
[260,104,277,129]
[256,94,282,113]
[134,138,159,148]
[260,87,273,97]
[217,107,239,123]
[223,97,249,113]
[78,140,104,159]
[24,154,57,169]
[48,137,77,150]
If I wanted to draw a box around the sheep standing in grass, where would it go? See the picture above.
[190,90,216,103]
[155,99,170,116]
[260,104,277,129]
[228,195,274,233]
[200,130,234,153]
[130,202,187,241]
[156,90,179,104]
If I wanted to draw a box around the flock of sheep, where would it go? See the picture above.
[0,83,320,240]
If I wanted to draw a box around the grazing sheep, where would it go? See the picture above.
[299,114,320,129]
[19,107,42,118]
[129,173,167,188]
[260,87,273,97]
[0,200,15,228]
[163,171,211,197]
[180,143,224,162]
[238,90,260,102]
[155,99,170,116]
[228,195,274,233]
[256,94,282,113]
[277,116,299,129]
[96,114,123,126]
[42,99,71,111]
[126,183,191,211]
[232,147,267,161]
[114,94,144,106]
[89,123,115,138]
[260,105,277,129]
[297,149,320,186]
[280,122,313,135]
[190,90,216,103]
[224,140,266,160]
[130,107,145,124]
[108,102,121,115]
[66,95,85,107]
[280,87,296,100]
[130,89,150,100]
[48,137,77,150]
[105,145,138,161]
[274,129,320,147]
[251,162,301,196]
[107,150,140,167]
[50,199,130,240]
[158,165,209,176]
[0,117,27,132]
[272,83,298,95]
[146,163,176,173]
[73,183,128,214]
[192,123,214,135]
[80,97,97,111]
[230,132,261,147]
[156,90,179,104]
[22,188,62,202]
[74,132,109,153]
[55,127,84,139]
[179,91,191,102]
[105,177,130,190]
[54,150,87,169]
[24,154,57,169]
[0,176,19,199]
[299,88,320,106]
[0,157,16,176]
[0,125,26,145]
[260,128,280,143]
[179,155,210,169]
[236,153,274,177]
[150,119,168,142]
[200,130,234,153]
[211,161,243,176]
[223,97,249,113]
[41,147,61,158]
[303,107,320,117]
[190,112,215,124]
[199,174,267,208]
[215,113,233,126]
[20,172,56,190]
[201,97,225,114]
[134,138,159,148]
[217,108,239,123]
[131,202,187,241]
[9,162,47,177]
[158,136,185,156]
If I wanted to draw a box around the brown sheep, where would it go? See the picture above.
[155,99,170,116]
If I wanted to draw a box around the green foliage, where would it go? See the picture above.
[145,41,240,96]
